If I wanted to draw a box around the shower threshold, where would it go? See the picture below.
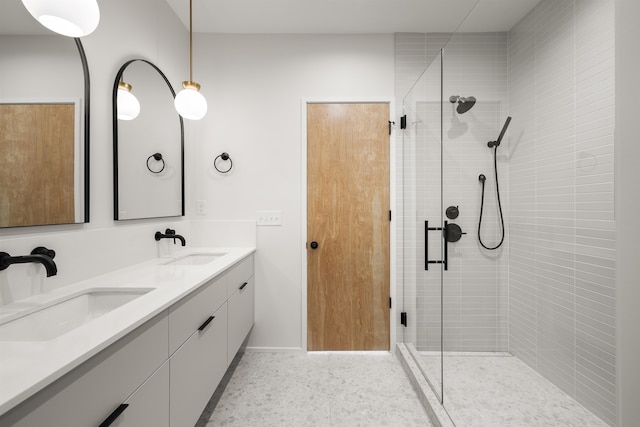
[397,344,609,427]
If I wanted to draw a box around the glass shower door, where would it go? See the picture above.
[401,49,444,401]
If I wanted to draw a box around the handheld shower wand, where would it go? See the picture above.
[478,117,511,250]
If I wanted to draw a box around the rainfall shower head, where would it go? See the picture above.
[449,95,476,114]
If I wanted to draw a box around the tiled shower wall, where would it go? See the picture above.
[395,33,509,352]
[396,0,616,424]
[507,0,616,424]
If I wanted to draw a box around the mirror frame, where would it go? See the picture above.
[76,38,90,224]
[0,37,90,227]
[111,59,185,221]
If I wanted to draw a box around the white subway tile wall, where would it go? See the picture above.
[395,0,615,425]
[508,1,616,425]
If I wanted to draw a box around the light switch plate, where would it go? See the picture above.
[257,210,282,226]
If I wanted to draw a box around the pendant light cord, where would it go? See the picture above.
[189,0,193,82]
[478,145,505,250]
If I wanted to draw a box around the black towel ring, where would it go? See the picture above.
[146,153,165,174]
[214,152,233,174]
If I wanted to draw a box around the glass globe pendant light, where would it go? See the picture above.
[21,0,100,38]
[117,80,140,121]
[175,0,207,120]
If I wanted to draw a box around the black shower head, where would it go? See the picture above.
[450,95,476,114]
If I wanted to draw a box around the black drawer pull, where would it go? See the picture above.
[197,315,215,331]
[239,282,248,290]
[99,403,129,427]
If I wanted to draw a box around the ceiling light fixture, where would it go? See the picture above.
[174,0,207,120]
[116,80,140,121]
[21,0,100,38]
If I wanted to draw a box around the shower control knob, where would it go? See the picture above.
[444,223,466,243]
[446,206,459,220]
[310,241,319,249]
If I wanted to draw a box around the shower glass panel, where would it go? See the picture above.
[439,29,510,421]
[401,50,444,400]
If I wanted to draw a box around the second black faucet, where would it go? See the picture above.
[155,229,186,246]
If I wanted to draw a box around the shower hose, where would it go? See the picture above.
[478,145,505,250]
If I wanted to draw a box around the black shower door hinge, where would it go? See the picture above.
[400,115,407,129]
[400,312,407,327]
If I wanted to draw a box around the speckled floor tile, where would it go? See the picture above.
[418,352,609,427]
[201,352,432,427]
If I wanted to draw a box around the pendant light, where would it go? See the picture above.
[21,0,100,38]
[174,0,207,120]
[117,80,140,121]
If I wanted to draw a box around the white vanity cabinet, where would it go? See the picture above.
[0,312,169,427]
[226,255,255,361]
[0,253,255,427]
[167,274,228,427]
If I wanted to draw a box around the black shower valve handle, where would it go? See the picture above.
[479,174,487,182]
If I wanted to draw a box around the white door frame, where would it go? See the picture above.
[300,97,397,352]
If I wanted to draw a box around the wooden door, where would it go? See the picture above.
[307,103,390,351]
[0,103,75,227]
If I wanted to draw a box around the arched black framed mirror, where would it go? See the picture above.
[0,1,90,228]
[112,59,185,220]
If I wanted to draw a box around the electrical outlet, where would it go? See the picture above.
[257,210,282,226]
[196,200,207,215]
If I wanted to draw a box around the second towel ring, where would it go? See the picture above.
[214,152,233,174]
[147,153,165,174]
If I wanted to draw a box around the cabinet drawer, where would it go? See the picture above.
[228,276,255,362]
[0,312,169,427]
[108,361,170,427]
[169,275,226,355]
[170,303,227,427]
[226,254,254,298]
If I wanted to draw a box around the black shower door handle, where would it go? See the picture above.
[425,220,448,271]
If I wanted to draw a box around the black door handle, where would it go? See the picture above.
[310,241,318,249]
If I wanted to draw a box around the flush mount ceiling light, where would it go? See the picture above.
[21,0,100,38]
[117,80,140,121]
[174,0,207,120]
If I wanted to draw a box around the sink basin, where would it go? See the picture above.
[162,253,226,266]
[0,288,153,342]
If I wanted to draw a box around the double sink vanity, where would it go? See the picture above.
[0,247,255,426]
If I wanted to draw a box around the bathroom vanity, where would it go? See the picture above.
[0,248,255,427]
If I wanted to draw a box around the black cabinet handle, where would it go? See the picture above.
[239,282,248,290]
[197,316,215,332]
[99,403,129,427]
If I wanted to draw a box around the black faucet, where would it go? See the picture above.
[155,228,186,246]
[0,247,58,277]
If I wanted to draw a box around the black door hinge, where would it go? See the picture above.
[389,210,392,221]
[389,297,392,309]
[400,312,407,327]
[400,115,407,129]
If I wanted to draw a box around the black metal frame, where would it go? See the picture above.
[112,59,185,220]
[74,38,90,224]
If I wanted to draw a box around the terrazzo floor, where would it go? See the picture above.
[418,352,609,427]
[197,351,433,427]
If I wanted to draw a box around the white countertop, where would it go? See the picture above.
[0,246,255,416]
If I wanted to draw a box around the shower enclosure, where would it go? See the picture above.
[398,1,616,425]
[400,33,509,403]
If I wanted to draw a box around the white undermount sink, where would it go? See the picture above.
[0,288,153,342]
[162,252,226,266]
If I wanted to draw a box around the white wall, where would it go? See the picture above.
[0,0,190,304]
[189,34,395,350]
[615,0,640,425]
